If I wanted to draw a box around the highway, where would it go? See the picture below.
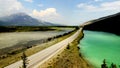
[5,28,82,68]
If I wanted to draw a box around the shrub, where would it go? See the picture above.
[66,44,70,49]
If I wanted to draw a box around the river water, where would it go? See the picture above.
[79,30,120,68]
[0,30,71,49]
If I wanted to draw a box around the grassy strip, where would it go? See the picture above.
[39,29,93,68]
[0,29,77,68]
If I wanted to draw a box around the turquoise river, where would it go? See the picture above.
[79,30,120,68]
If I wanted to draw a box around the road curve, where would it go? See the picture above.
[5,28,82,68]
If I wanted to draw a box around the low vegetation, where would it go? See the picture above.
[39,29,93,68]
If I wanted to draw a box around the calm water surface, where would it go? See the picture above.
[79,31,120,68]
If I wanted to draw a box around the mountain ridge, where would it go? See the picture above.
[83,12,120,35]
[0,13,59,26]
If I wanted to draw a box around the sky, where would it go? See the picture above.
[0,0,120,25]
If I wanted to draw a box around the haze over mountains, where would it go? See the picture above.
[83,12,120,35]
[0,13,59,26]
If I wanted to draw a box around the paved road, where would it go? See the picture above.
[5,28,82,68]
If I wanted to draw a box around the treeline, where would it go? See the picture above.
[0,26,56,32]
[0,26,77,32]
[101,59,120,68]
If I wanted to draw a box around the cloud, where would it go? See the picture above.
[77,3,96,10]
[24,0,33,3]
[38,4,44,7]
[32,8,63,23]
[94,0,102,2]
[77,1,120,12]
[0,0,24,17]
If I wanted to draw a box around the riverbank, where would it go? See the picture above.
[0,29,76,68]
[39,29,93,68]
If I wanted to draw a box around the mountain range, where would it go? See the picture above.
[0,13,59,26]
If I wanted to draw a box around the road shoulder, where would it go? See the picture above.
[39,29,93,68]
